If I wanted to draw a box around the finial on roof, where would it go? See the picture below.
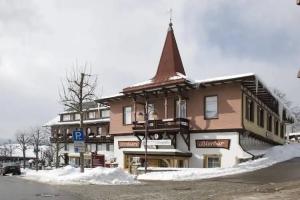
[168,8,173,30]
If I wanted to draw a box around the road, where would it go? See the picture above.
[0,175,80,200]
[1,158,300,200]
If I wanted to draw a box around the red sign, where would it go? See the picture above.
[118,141,141,148]
[91,153,105,168]
[195,139,230,149]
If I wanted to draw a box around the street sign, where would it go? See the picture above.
[143,140,172,146]
[73,130,85,153]
[74,141,85,153]
[72,130,85,141]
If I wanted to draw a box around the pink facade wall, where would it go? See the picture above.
[109,83,243,135]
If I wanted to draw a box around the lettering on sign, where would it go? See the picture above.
[118,141,141,149]
[195,139,230,149]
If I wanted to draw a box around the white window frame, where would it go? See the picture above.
[75,113,80,120]
[205,96,218,119]
[62,114,71,121]
[176,99,187,118]
[123,106,132,125]
[100,109,110,118]
[88,111,96,119]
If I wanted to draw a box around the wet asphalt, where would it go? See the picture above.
[0,175,80,200]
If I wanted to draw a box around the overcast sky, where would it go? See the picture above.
[1,0,300,140]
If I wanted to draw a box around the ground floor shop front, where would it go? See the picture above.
[114,131,274,171]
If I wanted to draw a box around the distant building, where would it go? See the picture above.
[45,102,113,167]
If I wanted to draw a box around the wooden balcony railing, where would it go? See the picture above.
[50,134,113,143]
[132,118,190,133]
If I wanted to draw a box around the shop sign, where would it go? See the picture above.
[118,141,141,148]
[195,139,230,149]
[143,140,172,146]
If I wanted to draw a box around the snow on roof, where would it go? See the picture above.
[168,72,195,83]
[44,116,60,127]
[59,106,109,115]
[99,93,125,100]
[194,72,255,84]
[288,132,300,136]
[43,116,110,127]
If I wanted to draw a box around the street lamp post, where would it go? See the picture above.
[144,101,149,174]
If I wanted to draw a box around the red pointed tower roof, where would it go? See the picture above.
[152,22,185,83]
[123,23,190,93]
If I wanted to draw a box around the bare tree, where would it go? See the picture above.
[15,130,31,169]
[5,139,17,158]
[59,66,98,173]
[44,127,64,168]
[30,127,48,171]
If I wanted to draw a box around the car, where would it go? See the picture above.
[0,163,21,176]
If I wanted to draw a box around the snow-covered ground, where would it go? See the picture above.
[138,143,300,181]
[20,143,300,185]
[21,166,138,185]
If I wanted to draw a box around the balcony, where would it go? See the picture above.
[50,134,113,144]
[133,118,190,133]
[85,134,113,143]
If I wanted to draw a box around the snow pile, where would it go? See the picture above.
[22,166,138,185]
[138,143,300,181]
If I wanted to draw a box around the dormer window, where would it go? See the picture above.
[88,111,96,119]
[62,114,71,121]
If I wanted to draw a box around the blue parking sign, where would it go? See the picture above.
[72,130,84,141]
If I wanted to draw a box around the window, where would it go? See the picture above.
[147,103,155,120]
[204,155,221,168]
[62,114,71,121]
[205,96,218,119]
[75,113,80,120]
[246,97,254,122]
[100,109,110,118]
[88,111,96,119]
[86,127,92,136]
[123,106,132,125]
[97,127,102,136]
[66,128,71,136]
[176,100,187,118]
[267,114,273,132]
[257,107,264,127]
[275,120,279,135]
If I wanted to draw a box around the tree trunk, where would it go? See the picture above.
[23,149,26,169]
[55,142,60,168]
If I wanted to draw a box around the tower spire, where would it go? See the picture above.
[152,21,186,83]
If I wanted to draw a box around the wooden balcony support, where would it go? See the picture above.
[132,118,190,150]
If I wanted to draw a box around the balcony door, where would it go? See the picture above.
[147,103,155,120]
[176,99,186,118]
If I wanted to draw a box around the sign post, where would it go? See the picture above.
[72,130,85,172]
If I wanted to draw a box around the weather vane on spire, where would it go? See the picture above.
[169,8,173,26]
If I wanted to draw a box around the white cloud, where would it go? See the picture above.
[0,0,299,138]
